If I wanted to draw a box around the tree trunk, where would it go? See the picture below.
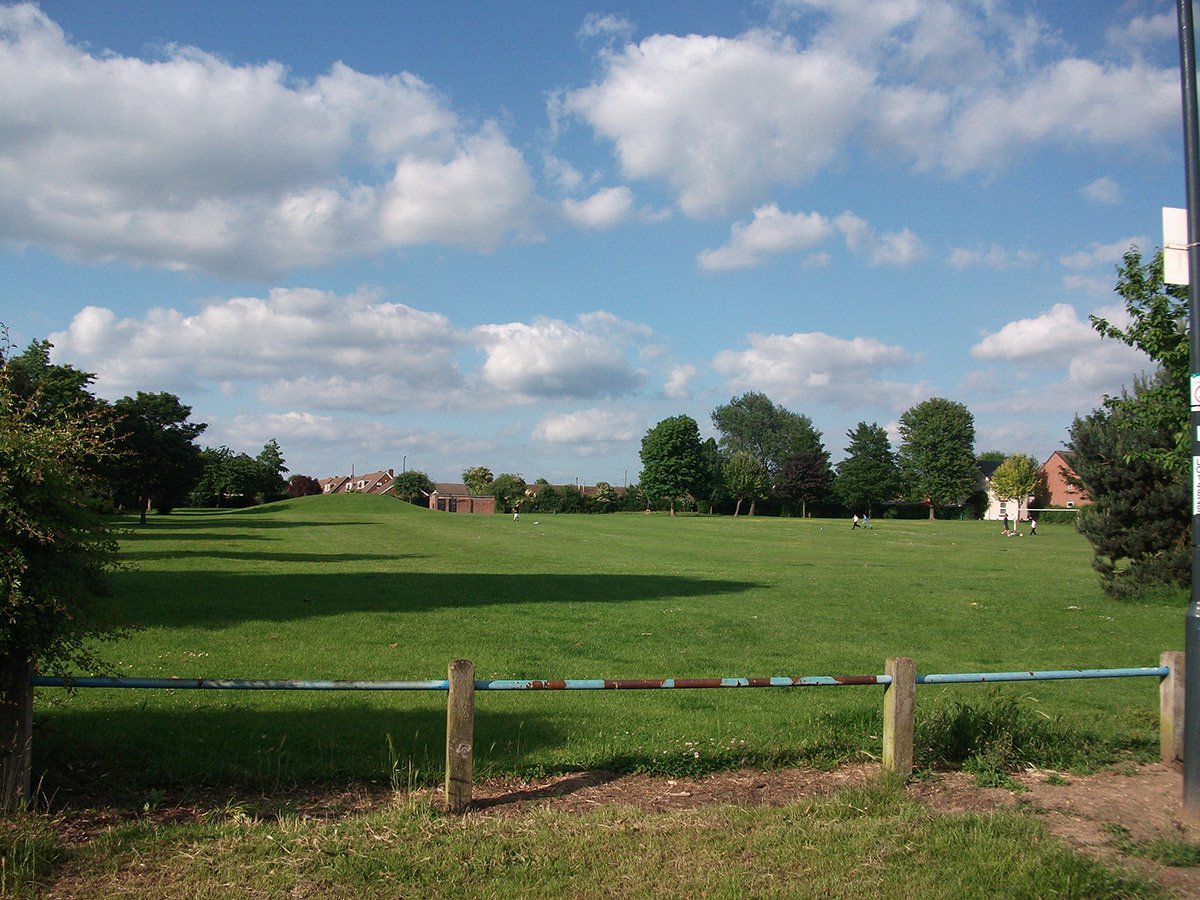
[928,504,936,520]
[748,500,756,516]
[140,495,150,525]
[669,499,676,517]
[733,498,742,517]
[0,654,34,811]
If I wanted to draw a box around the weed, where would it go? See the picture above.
[1104,823,1200,867]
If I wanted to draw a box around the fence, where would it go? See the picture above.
[30,651,1183,813]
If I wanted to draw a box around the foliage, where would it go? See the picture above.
[776,446,834,517]
[639,415,704,515]
[390,470,434,505]
[0,336,122,672]
[976,450,1007,463]
[189,445,279,507]
[897,398,977,519]
[489,473,527,512]
[834,422,902,516]
[693,437,726,513]
[711,392,820,476]
[1090,248,1188,471]
[721,451,769,516]
[592,481,619,511]
[111,392,206,521]
[989,454,1040,513]
[284,475,322,498]
[254,439,288,500]
[461,466,494,496]
[1068,376,1189,598]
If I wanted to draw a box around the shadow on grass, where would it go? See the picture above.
[110,571,762,627]
[124,550,429,564]
[34,702,559,808]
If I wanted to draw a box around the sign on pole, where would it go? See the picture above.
[1166,206,1190,285]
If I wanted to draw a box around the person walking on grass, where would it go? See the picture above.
[1029,517,1037,536]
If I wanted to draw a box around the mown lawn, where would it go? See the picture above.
[33,494,1182,797]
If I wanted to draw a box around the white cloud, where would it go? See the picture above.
[577,13,636,44]
[0,4,534,277]
[663,364,697,400]
[697,204,832,270]
[946,244,1037,270]
[1060,237,1146,271]
[49,288,464,399]
[475,312,651,399]
[1081,176,1121,205]
[533,407,641,444]
[835,212,925,266]
[971,303,1103,364]
[713,330,923,409]
[561,186,635,229]
[564,30,874,216]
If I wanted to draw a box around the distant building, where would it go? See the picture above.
[318,470,395,496]
[1039,451,1091,508]
[429,483,495,514]
[976,459,1032,522]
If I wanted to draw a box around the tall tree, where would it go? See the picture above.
[777,447,834,518]
[0,332,122,807]
[835,422,902,516]
[489,473,527,513]
[255,439,289,499]
[392,470,434,505]
[1090,248,1188,471]
[285,474,322,498]
[462,466,494,496]
[722,450,769,516]
[1068,375,1189,597]
[112,392,206,522]
[639,415,704,516]
[711,392,820,476]
[897,398,977,519]
[989,453,1041,529]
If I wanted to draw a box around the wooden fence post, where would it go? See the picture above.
[1161,650,1185,764]
[882,656,915,778]
[445,659,475,813]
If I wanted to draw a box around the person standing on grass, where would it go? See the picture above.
[1002,513,1009,534]
[1029,517,1037,536]
[513,508,520,523]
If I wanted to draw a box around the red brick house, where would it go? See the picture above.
[1039,451,1090,508]
[429,483,495,514]
[319,470,395,496]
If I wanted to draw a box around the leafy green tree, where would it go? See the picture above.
[639,415,704,516]
[1090,248,1188,471]
[722,451,769,516]
[1068,375,1189,597]
[391,470,434,505]
[0,333,122,807]
[489,473,527,512]
[189,446,266,506]
[977,450,1008,464]
[989,453,1041,527]
[898,398,977,519]
[777,446,834,518]
[1,339,101,421]
[255,439,289,500]
[693,437,726,513]
[592,481,619,511]
[711,392,821,476]
[462,466,494,496]
[835,422,902,516]
[112,392,206,522]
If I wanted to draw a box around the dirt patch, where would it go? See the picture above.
[48,763,1200,896]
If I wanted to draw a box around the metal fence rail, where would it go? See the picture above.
[30,665,1170,692]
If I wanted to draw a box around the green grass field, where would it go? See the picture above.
[33,493,1183,798]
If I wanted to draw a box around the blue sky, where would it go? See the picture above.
[0,1,1184,485]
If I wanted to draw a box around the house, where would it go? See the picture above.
[1039,451,1091,508]
[977,459,1036,523]
[428,483,495,514]
[319,470,395,495]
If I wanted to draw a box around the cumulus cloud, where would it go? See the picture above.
[0,4,534,277]
[564,30,874,216]
[697,204,832,270]
[971,303,1104,364]
[562,5,1177,210]
[1060,237,1146,271]
[577,13,636,44]
[663,364,697,400]
[533,407,642,445]
[49,288,465,399]
[561,186,635,229]
[474,312,651,399]
[713,330,923,409]
[1081,176,1121,204]
[835,213,925,266]
[946,244,1037,270]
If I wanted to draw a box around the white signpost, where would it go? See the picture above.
[1167,206,1191,286]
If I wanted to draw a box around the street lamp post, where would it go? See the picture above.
[1176,0,1200,817]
